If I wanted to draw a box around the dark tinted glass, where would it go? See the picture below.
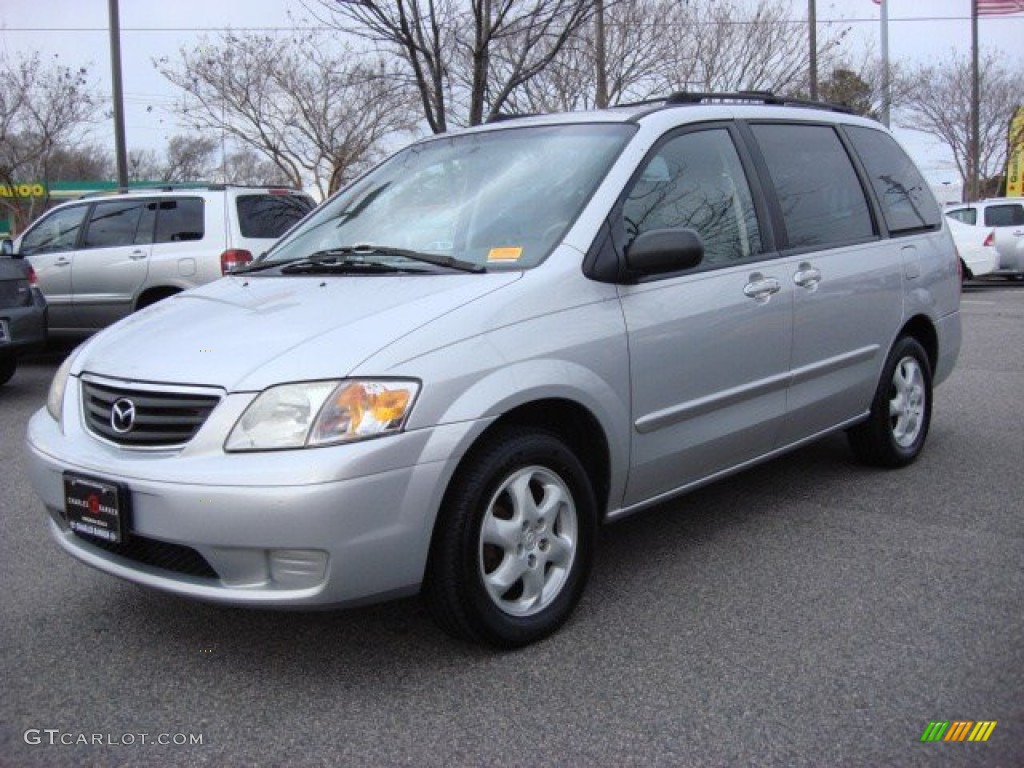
[236,195,314,238]
[845,125,941,233]
[83,200,148,248]
[19,204,87,255]
[623,128,763,265]
[983,203,1024,227]
[154,198,205,243]
[751,124,874,249]
[946,208,977,226]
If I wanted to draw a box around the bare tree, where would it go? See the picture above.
[901,52,1020,197]
[311,0,594,131]
[0,51,100,231]
[224,149,294,187]
[507,0,682,113]
[678,0,851,95]
[127,148,163,183]
[161,134,218,182]
[158,31,415,196]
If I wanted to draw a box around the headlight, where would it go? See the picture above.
[46,349,79,424]
[225,379,419,452]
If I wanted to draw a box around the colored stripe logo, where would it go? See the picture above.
[920,721,997,742]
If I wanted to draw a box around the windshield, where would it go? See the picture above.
[260,123,634,271]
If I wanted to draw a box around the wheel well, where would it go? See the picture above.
[899,315,938,373]
[959,257,973,280]
[471,399,612,515]
[135,286,181,310]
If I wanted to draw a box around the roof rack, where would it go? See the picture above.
[485,112,540,124]
[76,183,304,199]
[662,90,854,114]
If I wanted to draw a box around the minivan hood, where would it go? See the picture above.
[74,273,521,391]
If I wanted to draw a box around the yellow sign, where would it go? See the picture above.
[1007,106,1024,197]
[0,183,47,198]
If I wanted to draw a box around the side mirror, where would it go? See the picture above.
[0,238,13,257]
[624,228,704,277]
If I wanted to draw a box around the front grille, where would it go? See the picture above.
[81,379,221,448]
[78,532,219,579]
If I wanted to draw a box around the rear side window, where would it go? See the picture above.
[750,124,874,249]
[946,208,977,225]
[236,194,314,238]
[82,200,149,249]
[845,126,941,233]
[983,203,1024,227]
[154,198,205,243]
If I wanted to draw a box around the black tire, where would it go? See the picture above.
[847,336,932,468]
[0,356,16,386]
[423,427,597,648]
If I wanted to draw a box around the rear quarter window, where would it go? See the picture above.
[236,195,314,238]
[845,126,942,233]
[946,208,977,225]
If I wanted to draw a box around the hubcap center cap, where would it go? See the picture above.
[523,529,538,551]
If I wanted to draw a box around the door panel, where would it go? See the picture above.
[19,203,88,331]
[621,266,792,506]
[71,199,152,329]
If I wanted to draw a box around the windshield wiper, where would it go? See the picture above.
[278,250,409,275]
[332,244,486,273]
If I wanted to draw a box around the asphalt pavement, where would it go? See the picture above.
[1,281,1022,767]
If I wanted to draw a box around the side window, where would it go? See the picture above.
[845,125,941,233]
[983,203,1024,227]
[18,205,88,256]
[946,208,977,225]
[622,128,763,266]
[154,198,205,243]
[82,200,148,249]
[750,123,874,249]
[236,195,314,239]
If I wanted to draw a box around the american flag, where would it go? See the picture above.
[975,0,1024,13]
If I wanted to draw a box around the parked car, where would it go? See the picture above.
[1,185,315,334]
[945,197,1024,277]
[0,254,47,385]
[25,94,962,647]
[946,217,999,280]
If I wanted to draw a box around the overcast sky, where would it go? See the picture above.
[1,0,1022,187]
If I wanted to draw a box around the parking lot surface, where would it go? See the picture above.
[1,281,1022,767]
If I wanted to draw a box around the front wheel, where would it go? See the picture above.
[423,427,597,648]
[847,336,932,468]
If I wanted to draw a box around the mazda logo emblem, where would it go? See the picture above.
[110,398,136,434]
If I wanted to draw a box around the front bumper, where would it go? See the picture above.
[25,385,487,608]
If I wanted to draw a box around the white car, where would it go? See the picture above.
[946,217,998,280]
[946,197,1024,277]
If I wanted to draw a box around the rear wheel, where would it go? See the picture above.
[847,336,932,468]
[424,427,596,648]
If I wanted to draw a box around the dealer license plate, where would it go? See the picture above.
[63,473,129,544]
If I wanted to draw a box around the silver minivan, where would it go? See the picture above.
[26,95,961,647]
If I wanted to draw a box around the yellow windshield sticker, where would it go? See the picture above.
[487,246,523,262]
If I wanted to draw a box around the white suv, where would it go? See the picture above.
[945,197,1024,277]
[1,185,315,334]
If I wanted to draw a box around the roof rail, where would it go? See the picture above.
[662,90,854,114]
[485,112,540,124]
[75,182,305,200]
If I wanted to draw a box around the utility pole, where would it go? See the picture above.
[880,0,890,127]
[969,0,981,201]
[808,0,817,100]
[108,0,128,187]
[595,0,608,108]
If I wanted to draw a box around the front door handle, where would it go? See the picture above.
[793,263,822,289]
[129,250,148,261]
[743,274,781,302]
[54,257,71,266]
